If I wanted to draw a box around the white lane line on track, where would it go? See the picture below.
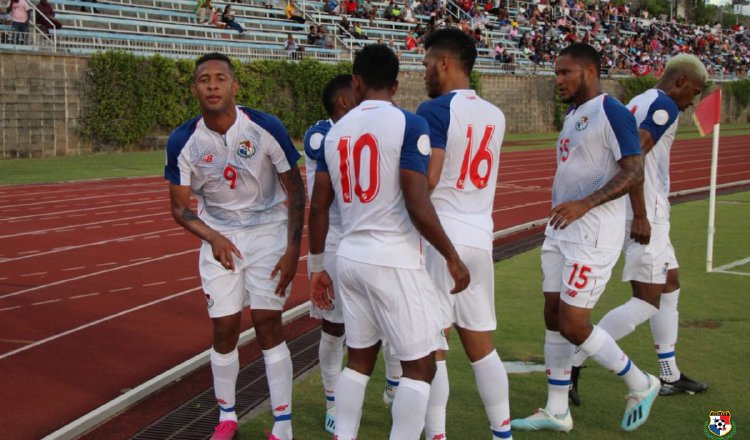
[134,220,155,224]
[0,286,202,361]
[18,250,39,255]
[0,249,196,300]
[142,236,160,240]
[70,292,101,300]
[111,223,129,227]
[178,276,198,281]
[0,227,182,264]
[0,306,21,312]
[32,299,61,306]
[84,226,102,230]
[0,189,165,210]
[96,262,117,267]
[143,281,167,287]
[62,266,86,272]
[109,287,132,293]
[166,232,186,237]
[94,211,118,216]
[21,271,47,277]
[0,199,160,222]
[130,257,151,262]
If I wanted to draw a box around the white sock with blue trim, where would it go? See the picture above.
[580,325,649,393]
[319,330,345,409]
[544,330,574,416]
[383,344,402,400]
[264,342,293,440]
[211,348,239,423]
[651,289,681,382]
[472,350,512,439]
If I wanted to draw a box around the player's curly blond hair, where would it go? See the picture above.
[663,54,708,84]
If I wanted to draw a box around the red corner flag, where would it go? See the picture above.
[693,88,722,137]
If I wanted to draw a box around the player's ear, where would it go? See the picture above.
[231,78,240,97]
[390,79,399,96]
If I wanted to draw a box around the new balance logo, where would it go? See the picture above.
[274,404,289,412]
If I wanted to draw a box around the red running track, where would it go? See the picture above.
[1,134,748,439]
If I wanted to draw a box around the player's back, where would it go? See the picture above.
[320,100,431,270]
[626,89,679,224]
[304,119,343,249]
[418,90,505,249]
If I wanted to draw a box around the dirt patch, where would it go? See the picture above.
[681,320,722,329]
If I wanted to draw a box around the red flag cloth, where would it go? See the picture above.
[631,64,652,77]
[693,88,722,136]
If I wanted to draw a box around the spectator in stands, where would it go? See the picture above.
[285,32,298,51]
[345,0,357,15]
[36,0,61,34]
[383,0,395,20]
[79,0,98,14]
[286,0,305,23]
[307,24,319,44]
[7,0,30,44]
[209,6,226,28]
[222,5,246,34]
[352,21,366,39]
[195,0,212,24]
[338,14,350,34]
[402,4,415,23]
[316,24,331,48]
[404,31,423,53]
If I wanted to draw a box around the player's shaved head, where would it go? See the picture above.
[423,28,477,76]
[193,53,236,82]
[322,74,353,116]
[558,43,601,77]
[353,44,399,91]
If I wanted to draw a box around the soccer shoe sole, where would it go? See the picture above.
[621,374,660,432]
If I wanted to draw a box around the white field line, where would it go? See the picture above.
[0,189,164,210]
[713,257,750,273]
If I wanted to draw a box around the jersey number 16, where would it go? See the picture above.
[457,125,495,190]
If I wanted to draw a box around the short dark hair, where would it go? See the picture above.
[322,74,353,116]
[423,28,477,75]
[558,43,601,76]
[193,53,235,82]
[352,44,399,91]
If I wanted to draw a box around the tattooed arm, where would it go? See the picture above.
[549,154,644,230]
[272,165,306,295]
[168,183,241,270]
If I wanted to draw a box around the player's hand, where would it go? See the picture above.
[630,215,651,245]
[271,246,300,296]
[207,232,242,271]
[549,199,593,230]
[447,256,470,294]
[310,271,334,310]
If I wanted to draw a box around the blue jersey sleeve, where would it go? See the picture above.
[240,107,301,167]
[639,92,679,145]
[603,96,641,157]
[164,116,200,185]
[399,110,431,175]
[416,93,453,150]
[303,120,331,161]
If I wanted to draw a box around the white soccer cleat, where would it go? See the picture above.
[621,373,660,431]
[382,388,395,407]
[510,408,573,432]
[324,406,335,434]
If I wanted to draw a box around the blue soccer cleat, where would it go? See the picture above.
[511,408,573,432]
[324,406,335,434]
[621,373,660,431]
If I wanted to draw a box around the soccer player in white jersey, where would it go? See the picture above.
[165,53,306,440]
[302,74,357,434]
[568,54,709,404]
[511,43,659,433]
[308,44,470,440]
[415,28,512,440]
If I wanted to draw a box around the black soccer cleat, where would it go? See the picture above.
[659,374,708,396]
[568,365,583,406]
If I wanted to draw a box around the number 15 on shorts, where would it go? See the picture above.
[566,262,591,289]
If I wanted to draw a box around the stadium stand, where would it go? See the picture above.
[0,0,748,76]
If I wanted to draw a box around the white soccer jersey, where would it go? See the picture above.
[545,94,641,249]
[317,100,432,269]
[303,119,342,250]
[417,89,505,251]
[164,106,301,232]
[626,89,680,224]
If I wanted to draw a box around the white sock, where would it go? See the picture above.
[211,348,239,423]
[390,377,430,440]
[651,289,681,382]
[334,368,369,440]
[579,325,649,392]
[573,297,658,367]
[263,342,293,440]
[384,344,402,400]
[472,350,512,440]
[424,360,449,440]
[319,331,345,409]
[544,330,574,416]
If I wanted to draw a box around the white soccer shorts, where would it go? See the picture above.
[199,221,290,318]
[336,256,446,361]
[541,237,620,309]
[308,249,344,324]
[425,243,497,332]
[622,221,679,284]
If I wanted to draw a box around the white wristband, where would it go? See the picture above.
[308,253,325,272]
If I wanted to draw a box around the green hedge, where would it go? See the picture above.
[81,52,350,149]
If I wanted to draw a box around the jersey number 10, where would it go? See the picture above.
[457,125,495,190]
[337,134,380,203]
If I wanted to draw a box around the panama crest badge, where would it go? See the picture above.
[237,140,255,158]
[705,410,735,439]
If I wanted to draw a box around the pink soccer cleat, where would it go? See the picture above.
[210,420,238,440]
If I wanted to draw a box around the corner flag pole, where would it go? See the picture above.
[706,122,720,272]
[693,88,722,272]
